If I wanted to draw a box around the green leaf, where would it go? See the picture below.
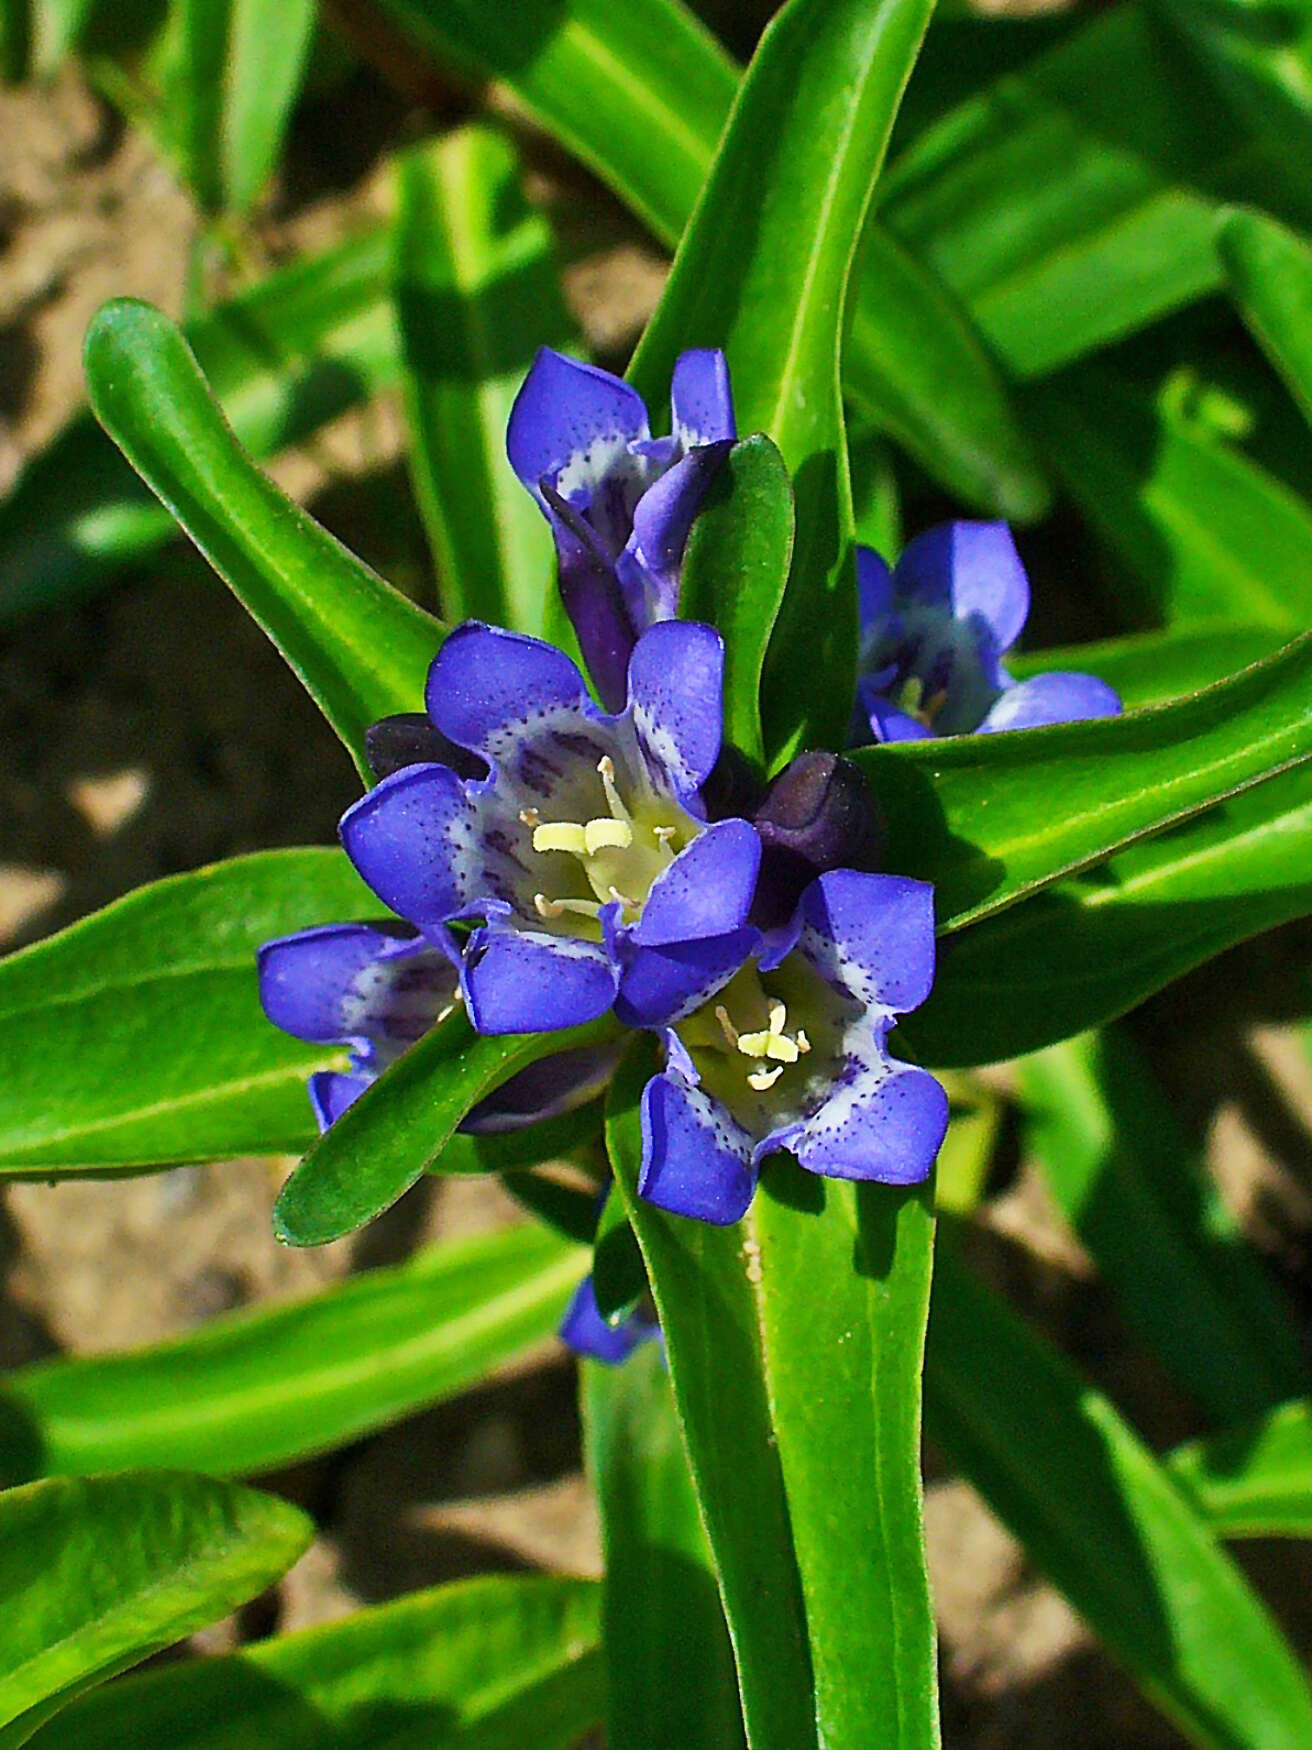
[1019,1030,1306,1422]
[1022,366,1312,629]
[590,1186,647,1328]
[582,1345,746,1750]
[1169,1400,1312,1538]
[747,1164,940,1748]
[0,1472,311,1746]
[851,629,1312,934]
[0,227,399,623]
[679,435,794,766]
[0,0,31,80]
[878,4,1300,376]
[606,1039,818,1750]
[1008,623,1284,709]
[0,1225,584,1484]
[26,1574,602,1750]
[629,0,933,765]
[83,298,442,779]
[926,1242,1312,1750]
[273,1012,620,1246]
[1218,207,1312,428]
[902,762,1312,1066]
[368,0,1048,521]
[393,126,566,637]
[0,849,375,1171]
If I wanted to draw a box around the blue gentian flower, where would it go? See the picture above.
[856,521,1121,743]
[337,618,761,1038]
[636,870,949,1225]
[507,347,735,708]
[559,1274,662,1366]
[258,919,617,1132]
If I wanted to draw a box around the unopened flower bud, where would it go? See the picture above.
[752,751,883,927]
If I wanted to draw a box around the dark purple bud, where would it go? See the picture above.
[700,743,765,823]
[751,752,884,928]
[364,713,487,783]
[541,478,638,712]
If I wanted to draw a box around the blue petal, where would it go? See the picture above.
[425,622,594,761]
[541,486,637,712]
[785,1061,948,1184]
[627,619,724,795]
[856,545,894,635]
[617,440,731,628]
[615,927,759,1029]
[462,927,618,1034]
[893,521,1029,654]
[258,922,455,1046]
[799,869,937,1014]
[307,1070,373,1132]
[339,763,475,927]
[461,1041,620,1133]
[979,670,1122,733]
[631,818,761,947]
[670,349,736,448]
[559,1277,655,1365]
[506,347,650,502]
[859,684,935,745]
[639,1072,756,1224]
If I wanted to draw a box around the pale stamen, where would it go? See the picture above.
[597,755,630,823]
[714,1004,740,1051]
[748,1064,785,1092]
[736,1000,806,1068]
[535,892,603,921]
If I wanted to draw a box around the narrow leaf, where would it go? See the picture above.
[1218,207,1312,428]
[393,126,565,636]
[590,1187,647,1328]
[222,0,316,213]
[0,1472,311,1745]
[1008,624,1283,709]
[629,0,934,763]
[0,1225,584,1484]
[0,849,375,1171]
[606,1039,819,1750]
[583,1346,746,1750]
[273,1012,620,1246]
[926,1243,1312,1750]
[1019,1030,1306,1421]
[26,1574,602,1750]
[678,434,794,765]
[83,298,442,779]
[1169,1400,1312,1539]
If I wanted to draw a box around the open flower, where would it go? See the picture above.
[507,347,735,708]
[637,870,949,1224]
[338,618,761,1038]
[856,521,1121,743]
[257,919,617,1133]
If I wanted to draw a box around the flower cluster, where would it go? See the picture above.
[259,350,1124,1362]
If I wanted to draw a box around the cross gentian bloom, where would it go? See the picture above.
[258,920,617,1133]
[637,869,949,1225]
[338,618,761,1038]
[856,521,1121,743]
[507,347,735,708]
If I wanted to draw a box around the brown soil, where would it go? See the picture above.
[2,55,1309,1750]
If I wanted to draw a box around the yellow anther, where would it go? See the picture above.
[767,1000,787,1035]
[765,1033,800,1064]
[518,808,541,827]
[535,892,602,921]
[584,817,633,855]
[532,822,588,856]
[748,1064,785,1093]
[736,1030,772,1059]
[653,824,677,847]
[596,755,630,823]
[796,1029,812,1054]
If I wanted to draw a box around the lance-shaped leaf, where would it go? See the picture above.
[606,1040,819,1750]
[902,761,1312,1066]
[0,227,399,623]
[1019,1030,1306,1422]
[273,1011,621,1246]
[1022,366,1312,629]
[926,1243,1312,1750]
[25,1574,603,1750]
[0,1472,311,1746]
[0,849,376,1172]
[393,126,566,637]
[582,1345,746,1750]
[361,0,1047,521]
[150,0,316,214]
[678,435,794,766]
[629,0,934,764]
[0,1225,585,1485]
[1009,624,1283,710]
[1169,1400,1312,1539]
[852,629,1312,933]
[83,299,442,779]
[1218,208,1312,427]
